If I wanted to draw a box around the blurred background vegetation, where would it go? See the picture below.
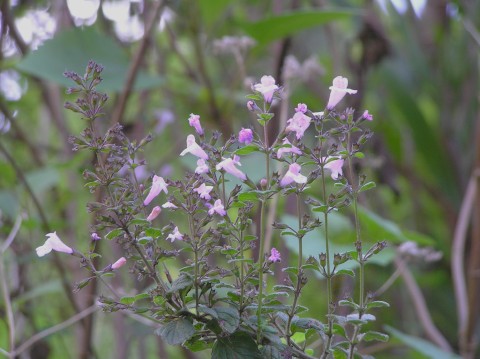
[1,0,479,358]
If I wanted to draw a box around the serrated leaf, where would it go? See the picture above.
[215,306,240,334]
[154,317,195,345]
[211,331,262,359]
[106,228,124,240]
[145,228,162,238]
[168,273,194,293]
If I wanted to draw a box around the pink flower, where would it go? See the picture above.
[280,163,307,187]
[188,113,204,135]
[180,135,209,160]
[91,232,101,241]
[112,257,127,270]
[323,157,344,180]
[167,226,183,242]
[238,128,253,144]
[144,175,168,206]
[36,232,74,257]
[277,138,302,159]
[216,155,247,181]
[246,100,257,112]
[285,112,311,139]
[208,199,226,216]
[162,201,178,209]
[194,183,213,200]
[195,159,209,174]
[147,206,161,221]
[268,247,281,262]
[295,103,308,113]
[253,75,279,103]
[362,110,373,121]
[327,76,357,109]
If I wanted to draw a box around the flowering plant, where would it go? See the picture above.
[40,62,389,359]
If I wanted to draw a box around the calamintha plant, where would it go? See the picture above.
[36,61,388,359]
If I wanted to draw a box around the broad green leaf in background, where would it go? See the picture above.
[211,331,262,359]
[16,27,162,92]
[385,326,461,359]
[241,10,357,46]
[154,317,195,345]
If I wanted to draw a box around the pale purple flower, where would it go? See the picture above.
[277,138,302,159]
[327,76,357,109]
[188,113,204,135]
[238,128,253,144]
[285,112,311,139]
[144,175,168,206]
[268,247,281,262]
[280,163,307,187]
[253,75,279,103]
[112,257,127,270]
[362,110,373,121]
[195,158,209,174]
[194,183,213,200]
[91,232,101,241]
[162,201,178,209]
[208,199,227,216]
[167,226,183,242]
[323,157,344,180]
[216,155,247,181]
[147,206,161,221]
[180,134,209,160]
[295,103,308,113]
[246,100,256,112]
[36,232,74,257]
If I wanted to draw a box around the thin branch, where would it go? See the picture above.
[0,259,15,357]
[1,214,23,254]
[395,257,452,352]
[111,0,167,126]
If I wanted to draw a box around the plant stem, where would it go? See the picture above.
[257,198,266,343]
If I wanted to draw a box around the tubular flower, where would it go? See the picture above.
[36,232,74,257]
[268,247,281,262]
[195,159,210,174]
[362,110,373,121]
[280,163,307,187]
[295,103,308,113]
[208,199,227,216]
[194,183,213,200]
[111,257,127,270]
[188,113,204,135]
[180,134,209,160]
[167,226,183,242]
[216,155,247,181]
[238,128,253,144]
[323,157,344,180]
[326,76,357,109]
[253,75,279,103]
[277,138,302,159]
[147,206,161,221]
[162,201,178,209]
[144,175,168,206]
[285,112,311,140]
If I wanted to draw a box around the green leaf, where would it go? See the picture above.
[359,181,376,193]
[211,331,262,359]
[154,317,195,345]
[385,326,461,359]
[241,10,356,46]
[16,27,162,92]
[105,228,124,240]
[120,296,136,305]
[335,269,355,277]
[366,301,390,309]
[238,192,258,202]
[168,273,194,293]
[145,227,162,238]
[235,145,261,156]
[214,306,240,334]
[361,331,389,342]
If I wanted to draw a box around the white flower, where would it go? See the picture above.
[327,76,357,109]
[166,226,183,242]
[180,134,209,160]
[144,175,168,206]
[280,163,307,187]
[253,75,279,103]
[194,183,213,200]
[36,232,74,257]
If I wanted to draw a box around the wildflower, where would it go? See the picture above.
[216,155,247,181]
[111,257,127,270]
[362,110,373,121]
[144,175,168,206]
[277,138,302,159]
[323,157,344,180]
[286,112,311,139]
[295,103,308,113]
[188,113,204,135]
[253,75,279,103]
[238,128,253,144]
[162,202,178,209]
[91,232,101,241]
[36,232,74,257]
[280,163,307,187]
[208,199,227,216]
[194,183,213,200]
[246,100,257,112]
[269,248,281,262]
[326,76,357,109]
[195,158,209,174]
[147,206,161,221]
[180,134,209,160]
[167,226,183,242]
